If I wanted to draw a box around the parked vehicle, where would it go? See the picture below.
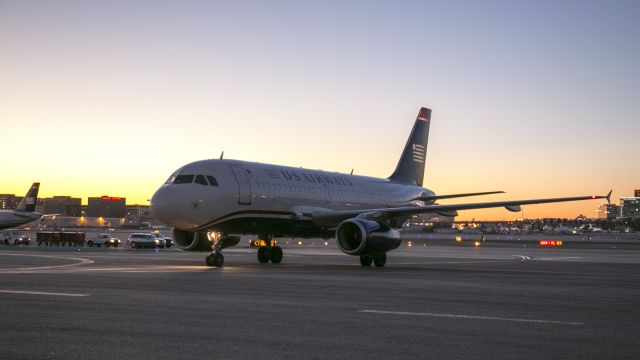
[87,233,121,247]
[36,231,85,246]
[153,232,173,248]
[1,230,29,245]
[128,233,164,249]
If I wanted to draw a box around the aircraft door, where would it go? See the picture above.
[230,164,252,205]
[322,183,331,203]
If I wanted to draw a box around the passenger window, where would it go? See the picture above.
[173,175,194,184]
[206,176,218,186]
[195,175,207,185]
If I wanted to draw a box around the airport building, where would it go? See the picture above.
[124,205,157,228]
[41,196,82,217]
[620,197,640,218]
[87,196,126,218]
[0,194,22,210]
[598,204,620,220]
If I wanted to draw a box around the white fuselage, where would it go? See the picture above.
[0,210,41,230]
[150,159,433,236]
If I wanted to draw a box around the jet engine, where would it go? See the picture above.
[172,229,240,251]
[335,219,401,256]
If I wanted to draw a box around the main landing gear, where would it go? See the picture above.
[359,254,387,267]
[257,236,283,264]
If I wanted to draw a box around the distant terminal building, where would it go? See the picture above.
[0,194,23,210]
[124,205,157,228]
[620,197,640,218]
[598,204,620,220]
[87,196,126,218]
[42,196,82,217]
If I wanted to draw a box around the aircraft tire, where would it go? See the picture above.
[373,254,387,267]
[257,247,270,263]
[213,252,224,267]
[360,255,373,267]
[269,246,283,264]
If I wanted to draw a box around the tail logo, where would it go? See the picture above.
[26,197,35,205]
[417,108,429,121]
[412,144,425,163]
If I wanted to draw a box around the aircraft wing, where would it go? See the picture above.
[311,191,612,228]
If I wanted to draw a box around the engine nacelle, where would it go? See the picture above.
[172,229,240,251]
[335,219,401,256]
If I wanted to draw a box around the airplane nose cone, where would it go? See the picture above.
[150,187,172,224]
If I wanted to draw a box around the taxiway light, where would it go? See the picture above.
[297,240,302,245]
[407,241,413,247]
[324,241,328,246]
[455,236,462,242]
[474,241,481,247]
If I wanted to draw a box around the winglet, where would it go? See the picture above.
[606,189,612,205]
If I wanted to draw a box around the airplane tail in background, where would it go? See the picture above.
[16,182,40,212]
[388,107,431,186]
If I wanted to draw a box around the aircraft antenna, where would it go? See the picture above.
[220,151,224,160]
[350,168,354,175]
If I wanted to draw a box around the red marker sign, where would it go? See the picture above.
[539,240,563,247]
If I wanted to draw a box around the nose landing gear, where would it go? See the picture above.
[205,251,224,267]
[205,232,240,267]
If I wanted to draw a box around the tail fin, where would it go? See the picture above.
[388,107,431,186]
[16,182,40,212]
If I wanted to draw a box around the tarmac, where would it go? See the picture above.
[1,237,639,359]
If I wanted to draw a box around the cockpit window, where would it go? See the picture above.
[195,175,207,186]
[165,170,179,184]
[173,175,194,184]
[206,176,218,186]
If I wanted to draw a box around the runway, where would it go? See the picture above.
[1,242,639,359]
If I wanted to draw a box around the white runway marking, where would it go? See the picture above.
[0,252,94,273]
[359,309,583,326]
[0,290,89,297]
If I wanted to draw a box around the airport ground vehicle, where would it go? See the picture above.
[1,230,30,245]
[36,231,86,246]
[87,233,121,247]
[128,233,164,249]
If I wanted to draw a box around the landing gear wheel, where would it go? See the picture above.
[269,246,283,264]
[360,255,373,267]
[373,254,387,267]
[206,252,224,267]
[257,247,270,263]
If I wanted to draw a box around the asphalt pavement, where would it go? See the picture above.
[1,242,639,360]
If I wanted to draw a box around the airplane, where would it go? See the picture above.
[150,107,611,267]
[0,183,42,230]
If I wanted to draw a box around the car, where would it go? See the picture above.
[153,232,173,248]
[127,233,164,249]
[87,233,121,247]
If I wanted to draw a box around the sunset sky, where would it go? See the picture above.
[1,1,638,220]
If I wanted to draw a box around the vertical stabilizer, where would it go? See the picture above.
[388,107,431,186]
[16,182,40,212]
